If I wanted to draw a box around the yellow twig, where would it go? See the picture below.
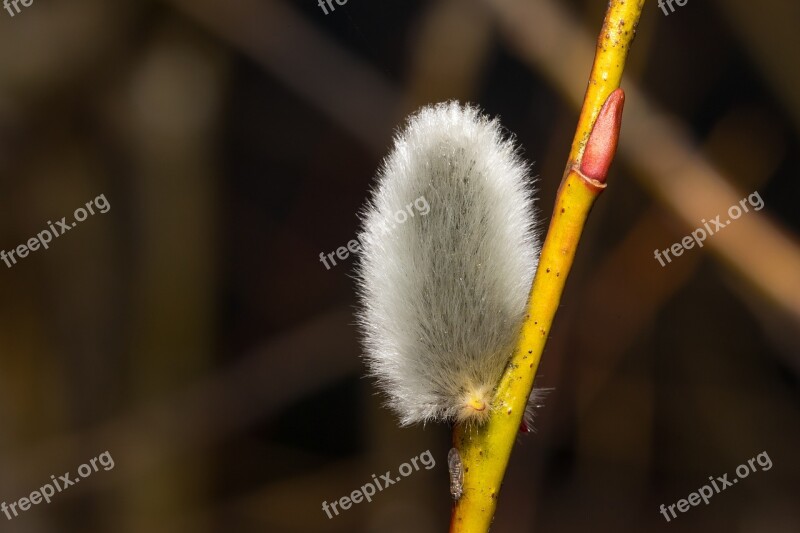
[567,0,641,168]
[450,2,644,532]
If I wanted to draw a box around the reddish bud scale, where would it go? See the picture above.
[579,88,625,183]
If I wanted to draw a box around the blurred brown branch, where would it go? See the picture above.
[163,0,800,328]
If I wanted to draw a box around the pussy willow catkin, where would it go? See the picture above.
[356,102,541,426]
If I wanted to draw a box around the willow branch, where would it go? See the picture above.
[450,2,644,532]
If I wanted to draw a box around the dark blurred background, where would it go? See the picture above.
[0,0,798,532]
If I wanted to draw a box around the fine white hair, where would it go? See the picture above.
[355,101,541,426]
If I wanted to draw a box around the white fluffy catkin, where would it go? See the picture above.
[355,101,541,426]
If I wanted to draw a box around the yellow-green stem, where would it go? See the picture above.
[450,1,644,532]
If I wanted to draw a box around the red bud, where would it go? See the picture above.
[579,88,625,183]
